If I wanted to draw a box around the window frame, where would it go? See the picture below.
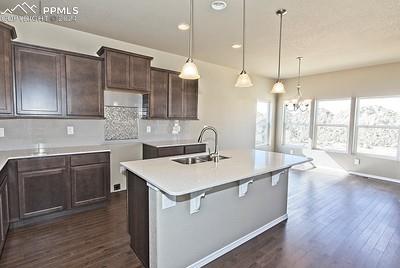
[255,100,272,148]
[313,98,352,154]
[353,96,400,161]
[281,99,313,148]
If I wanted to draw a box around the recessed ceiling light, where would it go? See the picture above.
[232,44,242,49]
[211,0,227,11]
[178,23,190,31]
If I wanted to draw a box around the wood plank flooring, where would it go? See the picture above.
[1,168,399,267]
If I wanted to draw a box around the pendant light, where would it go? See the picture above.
[271,9,287,94]
[235,0,253,87]
[179,0,200,80]
[286,57,309,112]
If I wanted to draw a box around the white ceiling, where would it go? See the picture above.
[2,0,400,78]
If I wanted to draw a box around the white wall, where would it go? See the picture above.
[275,62,400,180]
[0,20,275,191]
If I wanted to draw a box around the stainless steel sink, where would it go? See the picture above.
[172,155,230,165]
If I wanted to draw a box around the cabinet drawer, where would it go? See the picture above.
[157,146,184,157]
[184,144,206,154]
[17,156,66,172]
[70,152,110,167]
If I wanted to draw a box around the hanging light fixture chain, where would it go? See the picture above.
[277,12,283,81]
[242,0,246,71]
[189,0,194,59]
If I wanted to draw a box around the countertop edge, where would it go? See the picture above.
[121,157,313,196]
[142,141,207,148]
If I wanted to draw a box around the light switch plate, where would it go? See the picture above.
[146,126,151,133]
[0,128,4,138]
[354,158,360,165]
[67,126,74,135]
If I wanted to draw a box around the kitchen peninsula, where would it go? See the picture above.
[121,149,311,268]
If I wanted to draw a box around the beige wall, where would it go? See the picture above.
[0,20,275,191]
[275,62,400,180]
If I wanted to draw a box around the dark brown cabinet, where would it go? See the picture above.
[10,152,110,224]
[168,72,185,118]
[143,143,206,159]
[71,153,110,207]
[97,47,152,92]
[148,68,169,118]
[183,79,199,119]
[18,168,68,219]
[145,68,198,120]
[0,171,9,255]
[0,22,16,116]
[14,44,65,116]
[13,42,104,119]
[66,55,104,117]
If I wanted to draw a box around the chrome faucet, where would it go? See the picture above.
[198,126,219,162]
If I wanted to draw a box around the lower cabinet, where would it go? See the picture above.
[13,152,110,223]
[0,175,9,255]
[18,168,68,218]
[71,163,109,207]
[143,143,206,159]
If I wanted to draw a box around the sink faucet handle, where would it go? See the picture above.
[208,148,211,155]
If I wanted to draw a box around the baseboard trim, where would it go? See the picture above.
[187,213,288,268]
[349,171,400,184]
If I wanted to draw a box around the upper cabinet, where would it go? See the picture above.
[97,47,153,93]
[0,22,16,117]
[148,68,169,119]
[65,55,103,117]
[14,44,65,116]
[183,79,198,119]
[168,72,185,118]
[144,68,199,120]
[13,42,104,119]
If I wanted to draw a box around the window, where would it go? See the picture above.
[355,97,400,159]
[315,99,351,152]
[255,101,271,147]
[282,100,312,146]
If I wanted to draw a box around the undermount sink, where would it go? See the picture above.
[172,155,230,165]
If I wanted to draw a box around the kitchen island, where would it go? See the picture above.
[121,149,311,268]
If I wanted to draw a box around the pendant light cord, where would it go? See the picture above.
[297,57,301,89]
[242,0,246,71]
[189,0,194,59]
[277,12,283,81]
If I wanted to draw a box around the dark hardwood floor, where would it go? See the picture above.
[1,168,399,267]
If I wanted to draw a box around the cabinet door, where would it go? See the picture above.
[0,178,9,254]
[183,79,198,119]
[106,51,130,89]
[14,46,64,116]
[71,163,109,207]
[66,55,103,117]
[129,56,150,92]
[0,26,13,115]
[18,168,68,218]
[168,73,184,118]
[149,69,168,118]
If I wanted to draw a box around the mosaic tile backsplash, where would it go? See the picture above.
[104,106,139,141]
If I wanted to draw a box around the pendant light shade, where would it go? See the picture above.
[179,58,200,79]
[235,70,253,87]
[271,9,287,94]
[271,81,285,94]
[235,0,253,87]
[180,0,200,80]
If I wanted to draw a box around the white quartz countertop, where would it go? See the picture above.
[121,149,312,196]
[142,139,206,148]
[0,145,111,171]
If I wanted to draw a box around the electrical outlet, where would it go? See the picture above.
[67,126,74,135]
[113,184,121,191]
[354,158,360,165]
[0,128,4,138]
[146,126,151,133]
